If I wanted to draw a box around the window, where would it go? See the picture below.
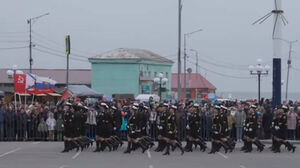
[166,72,168,79]
[140,71,143,77]
[154,72,157,77]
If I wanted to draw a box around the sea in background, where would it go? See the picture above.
[216,91,300,101]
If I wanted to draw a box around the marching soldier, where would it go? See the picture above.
[61,102,80,152]
[185,103,207,152]
[154,103,169,152]
[219,105,234,152]
[110,105,123,150]
[243,105,264,152]
[272,106,296,153]
[208,105,222,154]
[162,105,184,155]
[124,104,148,154]
[94,103,113,152]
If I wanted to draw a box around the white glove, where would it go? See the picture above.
[62,124,64,128]
[158,126,163,130]
[131,131,135,133]
[249,128,253,131]
[246,124,249,127]
[275,126,280,130]
[186,125,190,130]
[113,127,116,131]
[214,131,218,134]
[168,131,173,134]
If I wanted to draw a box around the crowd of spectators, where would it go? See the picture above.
[0,99,300,142]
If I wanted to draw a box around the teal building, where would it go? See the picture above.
[88,48,173,98]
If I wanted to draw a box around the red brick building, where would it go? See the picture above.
[172,73,216,100]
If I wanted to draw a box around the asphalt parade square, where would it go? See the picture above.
[0,142,299,168]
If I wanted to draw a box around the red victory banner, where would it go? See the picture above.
[14,74,26,93]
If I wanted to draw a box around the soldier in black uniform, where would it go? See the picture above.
[94,103,113,152]
[219,105,234,152]
[124,104,148,154]
[110,105,123,150]
[72,104,93,151]
[209,105,228,154]
[243,106,264,152]
[154,103,169,152]
[138,104,155,148]
[61,103,80,152]
[185,103,207,152]
[272,106,296,153]
[162,105,184,155]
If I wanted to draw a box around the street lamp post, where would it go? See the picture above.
[248,59,270,104]
[154,73,168,102]
[27,13,49,73]
[190,49,199,74]
[183,29,202,100]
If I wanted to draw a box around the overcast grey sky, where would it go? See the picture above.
[1,0,300,93]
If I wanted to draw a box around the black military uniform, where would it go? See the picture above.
[272,106,296,153]
[185,104,206,152]
[163,105,184,155]
[61,103,77,153]
[124,104,148,154]
[209,106,222,154]
[94,103,113,152]
[154,103,169,152]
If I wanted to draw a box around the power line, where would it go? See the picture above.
[32,31,98,56]
[0,46,28,50]
[186,60,253,79]
[34,43,90,59]
[0,40,28,43]
[33,48,88,63]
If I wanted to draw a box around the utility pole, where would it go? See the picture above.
[28,20,32,73]
[177,0,182,102]
[27,13,49,73]
[285,40,298,101]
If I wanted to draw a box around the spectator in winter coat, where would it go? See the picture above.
[16,108,27,141]
[38,118,48,141]
[287,107,298,140]
[46,112,56,141]
[0,104,4,140]
[86,107,97,139]
[55,114,64,141]
[234,107,246,141]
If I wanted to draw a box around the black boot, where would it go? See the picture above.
[124,142,131,154]
[284,141,296,153]
[198,141,207,152]
[138,140,148,153]
[176,143,184,155]
[93,141,100,152]
[220,141,229,153]
[244,141,252,153]
[185,140,193,152]
[61,141,69,153]
[273,141,280,153]
[225,141,233,152]
[163,144,170,155]
[208,142,217,154]
[253,140,264,152]
[155,140,163,152]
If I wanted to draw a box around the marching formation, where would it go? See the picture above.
[60,101,297,155]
